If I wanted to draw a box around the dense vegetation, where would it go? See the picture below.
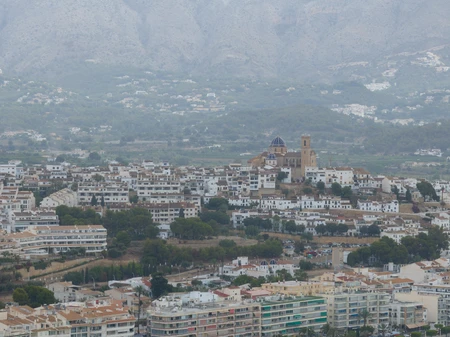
[56,206,159,240]
[347,227,448,266]
[12,285,56,308]
[140,238,283,267]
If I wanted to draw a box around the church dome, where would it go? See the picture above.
[267,153,276,160]
[270,136,286,147]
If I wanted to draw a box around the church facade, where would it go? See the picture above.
[248,135,317,180]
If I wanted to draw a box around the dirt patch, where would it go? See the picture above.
[166,236,258,249]
[264,232,378,245]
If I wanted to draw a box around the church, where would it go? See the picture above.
[248,135,317,180]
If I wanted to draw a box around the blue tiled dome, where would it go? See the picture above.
[270,136,286,147]
[267,153,276,160]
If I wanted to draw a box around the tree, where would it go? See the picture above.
[245,225,260,237]
[303,187,313,195]
[315,224,326,236]
[336,223,348,236]
[134,285,147,334]
[90,195,98,206]
[341,186,353,199]
[277,171,288,182]
[283,220,297,234]
[405,188,412,202]
[316,181,325,194]
[150,273,172,298]
[170,217,214,240]
[358,308,371,327]
[411,332,422,337]
[360,326,374,337]
[116,231,131,249]
[13,286,56,308]
[426,330,438,337]
[331,182,342,196]
[301,327,316,337]
[129,195,139,203]
[13,288,29,305]
[207,198,229,211]
[294,241,305,254]
[417,181,439,201]
[294,269,308,281]
[367,224,381,237]
[440,327,450,337]
[378,324,389,337]
[325,223,338,236]
[100,195,105,207]
[299,260,314,270]
[92,173,104,182]
[64,271,84,285]
[219,239,236,249]
[88,152,101,161]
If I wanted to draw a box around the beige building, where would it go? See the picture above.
[0,300,136,337]
[395,291,439,325]
[323,290,390,329]
[261,281,335,296]
[148,299,261,337]
[248,135,317,179]
[388,301,427,329]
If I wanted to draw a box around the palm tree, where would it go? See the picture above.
[134,285,147,335]
[300,327,317,337]
[378,324,389,337]
[322,324,331,336]
[358,308,371,327]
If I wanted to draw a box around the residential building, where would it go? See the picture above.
[260,295,327,337]
[388,301,427,329]
[77,182,129,205]
[323,290,390,329]
[147,292,261,337]
[0,300,135,337]
[261,281,335,297]
[10,210,59,232]
[0,225,107,257]
[40,188,78,208]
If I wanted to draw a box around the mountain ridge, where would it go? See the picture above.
[1,0,450,81]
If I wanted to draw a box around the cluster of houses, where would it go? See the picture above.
[6,255,450,337]
[0,155,448,246]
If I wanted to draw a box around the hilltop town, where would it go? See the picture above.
[0,136,450,337]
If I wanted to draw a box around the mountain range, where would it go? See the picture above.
[1,0,450,81]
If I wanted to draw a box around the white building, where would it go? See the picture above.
[357,200,399,213]
[10,210,59,232]
[0,225,107,257]
[41,188,78,208]
[77,182,129,205]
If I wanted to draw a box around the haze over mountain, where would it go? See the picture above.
[0,0,449,81]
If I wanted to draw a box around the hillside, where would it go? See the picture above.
[1,0,450,83]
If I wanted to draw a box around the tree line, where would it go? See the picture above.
[347,227,448,266]
[141,238,283,268]
[56,206,159,240]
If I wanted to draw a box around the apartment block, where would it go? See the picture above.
[323,290,390,329]
[388,301,427,329]
[137,175,182,200]
[10,210,59,232]
[260,296,327,337]
[77,183,129,205]
[148,300,261,337]
[0,300,136,337]
[0,225,107,257]
[40,188,78,208]
[411,284,450,325]
[261,281,335,297]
